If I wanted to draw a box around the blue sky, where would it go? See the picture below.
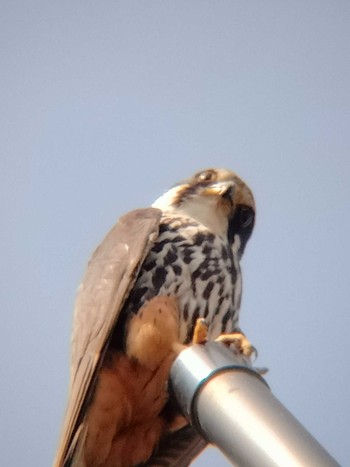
[1,1,349,465]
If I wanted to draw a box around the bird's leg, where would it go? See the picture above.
[215,329,257,359]
[126,295,182,370]
[186,318,256,358]
[126,297,211,362]
[85,297,184,467]
[191,318,208,345]
[188,320,259,363]
[127,297,260,364]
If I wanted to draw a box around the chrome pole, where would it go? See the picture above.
[170,342,339,467]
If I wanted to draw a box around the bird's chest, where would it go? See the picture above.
[127,218,242,343]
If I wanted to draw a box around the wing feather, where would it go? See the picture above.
[54,208,162,467]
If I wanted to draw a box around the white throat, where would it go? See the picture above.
[152,187,228,236]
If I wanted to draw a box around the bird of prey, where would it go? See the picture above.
[54,168,256,467]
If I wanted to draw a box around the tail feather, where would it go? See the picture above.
[146,425,207,467]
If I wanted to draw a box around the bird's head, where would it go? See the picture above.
[152,168,255,258]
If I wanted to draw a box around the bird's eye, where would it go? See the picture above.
[197,170,216,182]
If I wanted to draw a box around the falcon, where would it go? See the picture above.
[55,168,256,467]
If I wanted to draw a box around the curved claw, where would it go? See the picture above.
[254,366,269,375]
[215,332,257,360]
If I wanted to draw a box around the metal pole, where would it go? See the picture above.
[170,342,339,467]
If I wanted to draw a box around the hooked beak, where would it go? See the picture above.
[202,181,236,202]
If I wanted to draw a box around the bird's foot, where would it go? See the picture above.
[215,331,257,359]
[192,318,208,345]
[126,296,181,370]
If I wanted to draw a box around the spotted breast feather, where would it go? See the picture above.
[122,215,241,346]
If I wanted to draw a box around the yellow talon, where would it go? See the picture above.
[192,318,208,345]
[215,331,257,359]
